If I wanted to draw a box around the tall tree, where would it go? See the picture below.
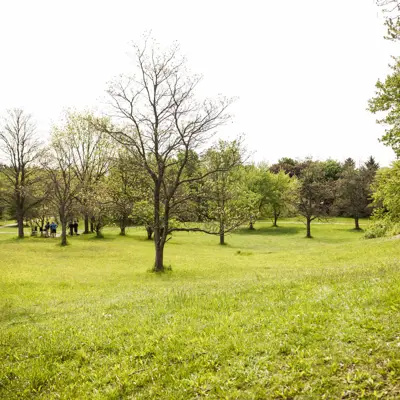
[95,38,233,271]
[0,109,43,238]
[56,111,114,234]
[297,162,334,238]
[43,128,82,246]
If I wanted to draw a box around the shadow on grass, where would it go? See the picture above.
[236,226,301,236]
[339,228,365,234]
[86,235,117,242]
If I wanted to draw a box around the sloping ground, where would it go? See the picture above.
[0,220,399,399]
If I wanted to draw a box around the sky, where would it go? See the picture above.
[0,0,398,166]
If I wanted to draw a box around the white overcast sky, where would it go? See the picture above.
[0,0,397,166]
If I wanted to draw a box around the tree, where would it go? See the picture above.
[55,111,114,234]
[297,162,334,238]
[43,125,82,246]
[365,156,380,173]
[368,57,400,158]
[372,160,400,221]
[343,158,356,169]
[263,170,298,227]
[0,109,43,238]
[322,159,343,181]
[107,151,145,235]
[336,165,371,230]
[95,38,233,271]
[201,140,259,245]
[269,157,311,178]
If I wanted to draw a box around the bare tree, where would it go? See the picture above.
[378,0,400,14]
[0,109,43,238]
[377,0,400,40]
[95,38,233,271]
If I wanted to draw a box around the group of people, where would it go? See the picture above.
[32,220,79,238]
[38,221,58,238]
[68,221,79,236]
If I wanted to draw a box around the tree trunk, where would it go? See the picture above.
[249,221,255,230]
[354,217,360,230]
[84,214,90,234]
[306,217,312,238]
[273,210,279,227]
[154,241,164,272]
[219,220,225,245]
[17,212,24,239]
[153,182,165,272]
[146,226,153,240]
[61,219,68,246]
[119,216,126,236]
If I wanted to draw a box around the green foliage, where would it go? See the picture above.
[248,166,298,226]
[336,164,374,223]
[201,140,260,241]
[297,162,335,236]
[368,57,400,157]
[364,219,400,238]
[372,161,400,221]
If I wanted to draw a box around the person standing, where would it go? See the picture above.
[69,221,74,236]
[50,221,57,238]
[44,221,50,238]
[73,220,79,235]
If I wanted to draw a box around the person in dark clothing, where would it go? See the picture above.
[73,220,79,235]
[44,221,50,238]
[69,221,74,236]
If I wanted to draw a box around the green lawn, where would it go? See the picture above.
[1,219,400,399]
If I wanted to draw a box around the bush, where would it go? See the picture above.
[364,220,400,239]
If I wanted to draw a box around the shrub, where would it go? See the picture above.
[364,220,400,239]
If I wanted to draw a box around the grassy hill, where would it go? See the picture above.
[1,219,399,399]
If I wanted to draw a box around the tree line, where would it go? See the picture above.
[1,23,399,271]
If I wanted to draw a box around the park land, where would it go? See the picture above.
[1,218,400,399]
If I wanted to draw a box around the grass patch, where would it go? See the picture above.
[1,219,399,398]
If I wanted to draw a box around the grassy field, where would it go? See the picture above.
[1,219,400,399]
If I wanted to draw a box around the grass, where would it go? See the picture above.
[1,218,400,399]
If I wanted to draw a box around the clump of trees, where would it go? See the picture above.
[0,33,392,271]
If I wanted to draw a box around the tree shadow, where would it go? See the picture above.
[235,226,301,236]
[339,228,365,234]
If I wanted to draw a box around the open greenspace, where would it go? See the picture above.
[1,219,400,399]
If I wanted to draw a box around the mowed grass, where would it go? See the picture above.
[1,219,400,399]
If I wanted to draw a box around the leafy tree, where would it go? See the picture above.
[368,57,400,158]
[55,111,115,234]
[297,162,334,238]
[95,38,233,271]
[0,109,44,238]
[336,165,371,230]
[372,160,400,221]
[107,151,148,235]
[263,170,298,227]
[43,127,82,246]
[201,140,259,245]
[322,159,343,181]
